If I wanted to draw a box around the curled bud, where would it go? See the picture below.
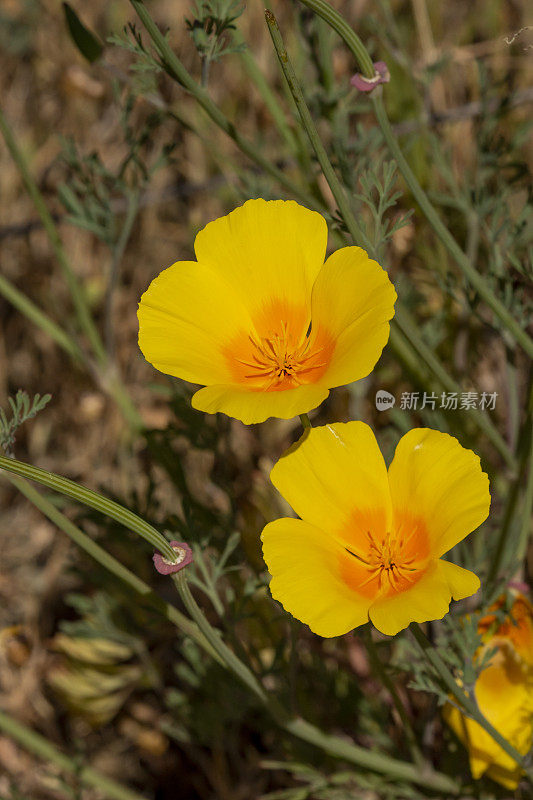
[153,541,193,575]
[350,61,390,93]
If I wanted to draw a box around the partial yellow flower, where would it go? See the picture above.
[261,423,489,637]
[138,199,396,424]
[444,593,533,789]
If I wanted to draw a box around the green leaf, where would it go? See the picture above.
[62,3,104,63]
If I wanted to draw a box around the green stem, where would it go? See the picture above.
[265,10,372,254]
[0,708,148,800]
[0,272,85,364]
[105,190,140,356]
[293,0,374,78]
[363,626,425,767]
[0,107,107,365]
[174,572,269,704]
[173,573,458,793]
[299,412,312,429]
[411,624,531,776]
[295,0,533,357]
[0,454,176,562]
[487,373,533,586]
[129,0,316,210]
[517,425,533,563]
[237,42,300,158]
[394,307,515,469]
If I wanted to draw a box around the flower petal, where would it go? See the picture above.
[138,261,252,384]
[387,428,490,558]
[194,199,327,315]
[310,246,396,387]
[368,558,479,636]
[445,654,533,788]
[191,383,329,424]
[261,518,371,637]
[438,560,481,600]
[270,422,392,542]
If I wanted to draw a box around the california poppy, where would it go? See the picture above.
[262,423,489,636]
[138,199,396,423]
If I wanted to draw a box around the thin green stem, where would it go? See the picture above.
[411,624,531,777]
[237,41,300,158]
[174,572,269,704]
[363,627,425,767]
[173,573,458,793]
[265,10,372,254]
[293,0,374,78]
[299,413,312,429]
[129,0,316,209]
[105,190,140,356]
[0,454,176,562]
[394,306,515,468]
[0,108,107,364]
[0,272,85,364]
[0,708,148,800]
[487,373,533,587]
[518,427,533,563]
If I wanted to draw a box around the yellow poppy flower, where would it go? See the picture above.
[261,423,489,637]
[137,199,396,424]
[444,594,533,789]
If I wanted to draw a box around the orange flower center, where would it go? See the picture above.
[340,513,430,598]
[223,300,335,392]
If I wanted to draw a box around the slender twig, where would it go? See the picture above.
[394,306,515,468]
[411,624,531,777]
[0,108,107,365]
[487,372,533,587]
[105,190,140,357]
[0,708,148,800]
[265,10,372,253]
[0,453,176,562]
[363,627,425,767]
[517,424,533,564]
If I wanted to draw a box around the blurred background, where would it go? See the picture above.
[0,0,532,797]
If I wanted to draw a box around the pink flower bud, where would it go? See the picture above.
[350,61,390,93]
[153,541,193,575]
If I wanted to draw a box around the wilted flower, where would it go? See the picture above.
[138,199,396,424]
[261,423,489,636]
[444,593,533,788]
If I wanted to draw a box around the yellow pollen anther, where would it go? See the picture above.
[235,320,326,389]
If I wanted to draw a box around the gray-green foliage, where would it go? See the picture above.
[107,24,164,96]
[0,390,51,457]
[186,0,246,76]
